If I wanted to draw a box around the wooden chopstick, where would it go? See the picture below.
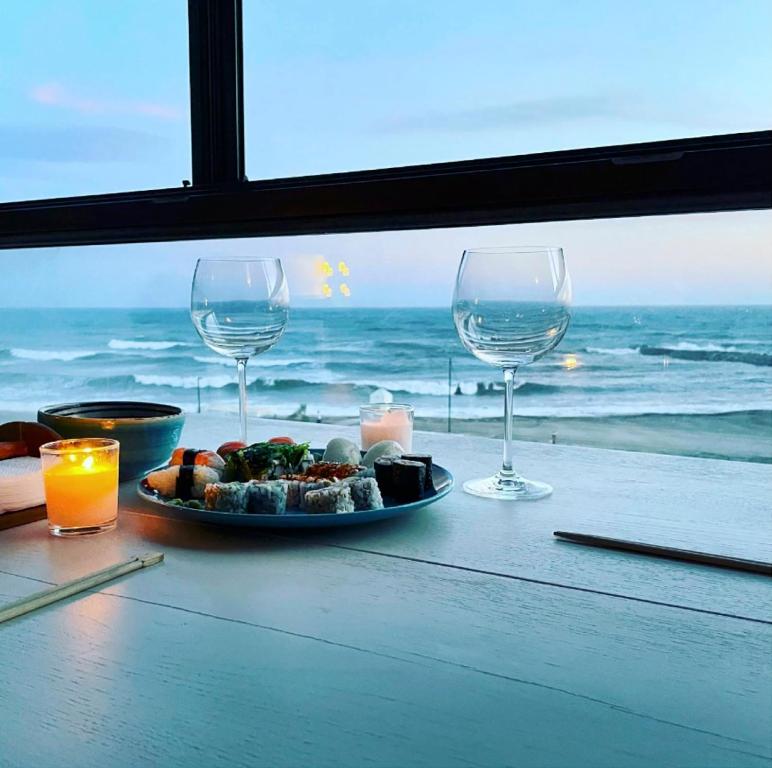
[553,531,772,575]
[0,552,164,625]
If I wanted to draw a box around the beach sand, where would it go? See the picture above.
[289,410,772,465]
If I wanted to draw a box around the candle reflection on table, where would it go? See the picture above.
[40,438,119,537]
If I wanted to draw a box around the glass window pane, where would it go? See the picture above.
[244,0,772,178]
[1,0,190,202]
[1,211,770,462]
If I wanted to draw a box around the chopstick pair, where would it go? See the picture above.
[554,531,772,575]
[0,552,164,625]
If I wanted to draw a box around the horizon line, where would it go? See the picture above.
[0,303,770,311]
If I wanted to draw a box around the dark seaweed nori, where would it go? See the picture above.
[374,457,396,496]
[392,459,426,502]
[401,453,433,490]
[175,465,195,499]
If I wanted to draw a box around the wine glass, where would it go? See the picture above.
[191,258,289,444]
[452,247,571,500]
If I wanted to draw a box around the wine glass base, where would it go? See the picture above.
[463,475,552,501]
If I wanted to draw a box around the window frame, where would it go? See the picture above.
[0,0,769,250]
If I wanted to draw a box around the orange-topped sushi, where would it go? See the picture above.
[170,447,225,472]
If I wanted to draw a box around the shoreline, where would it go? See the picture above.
[1,409,769,465]
[284,410,772,465]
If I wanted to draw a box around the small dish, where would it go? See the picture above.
[38,401,184,481]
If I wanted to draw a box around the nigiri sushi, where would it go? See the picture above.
[146,464,220,500]
[170,448,225,472]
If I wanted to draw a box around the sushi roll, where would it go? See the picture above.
[147,464,220,500]
[247,481,288,515]
[373,457,396,496]
[343,477,384,511]
[400,454,433,491]
[391,459,426,502]
[282,479,333,509]
[322,437,361,465]
[298,480,334,510]
[303,484,355,514]
[170,448,225,473]
[204,481,248,513]
[361,440,404,469]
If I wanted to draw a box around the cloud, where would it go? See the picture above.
[30,82,182,121]
[376,96,625,133]
[0,124,170,163]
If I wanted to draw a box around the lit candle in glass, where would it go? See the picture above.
[40,438,119,536]
[360,404,414,452]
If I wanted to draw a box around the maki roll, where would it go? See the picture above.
[298,480,334,510]
[170,448,225,473]
[391,459,426,502]
[303,484,355,514]
[373,457,396,496]
[343,477,384,511]
[283,479,333,509]
[400,454,433,491]
[247,481,288,515]
[146,465,220,500]
[204,481,248,513]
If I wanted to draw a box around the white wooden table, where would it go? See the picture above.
[1,415,770,768]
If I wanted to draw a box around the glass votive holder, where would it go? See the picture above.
[360,403,414,452]
[39,438,119,537]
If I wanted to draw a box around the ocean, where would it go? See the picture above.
[0,306,769,421]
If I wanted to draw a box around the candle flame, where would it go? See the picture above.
[82,455,95,470]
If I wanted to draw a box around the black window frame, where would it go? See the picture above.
[0,0,769,250]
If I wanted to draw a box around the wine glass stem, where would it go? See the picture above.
[236,357,248,444]
[501,367,517,478]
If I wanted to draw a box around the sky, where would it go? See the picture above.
[1,0,771,307]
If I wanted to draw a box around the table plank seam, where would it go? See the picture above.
[37,585,772,756]
[313,544,772,626]
[117,508,772,625]
[2,568,770,756]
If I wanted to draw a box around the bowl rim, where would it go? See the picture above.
[38,401,184,424]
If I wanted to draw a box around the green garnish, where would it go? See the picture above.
[223,441,312,482]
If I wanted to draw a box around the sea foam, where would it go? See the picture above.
[10,348,99,362]
[109,339,188,351]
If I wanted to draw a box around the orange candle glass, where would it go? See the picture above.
[40,438,119,536]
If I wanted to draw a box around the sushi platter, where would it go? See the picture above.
[137,435,453,528]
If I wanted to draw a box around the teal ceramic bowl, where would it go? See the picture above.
[38,402,185,481]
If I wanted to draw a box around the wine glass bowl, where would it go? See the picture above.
[452,247,571,500]
[454,299,571,367]
[191,299,289,359]
[191,258,289,443]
